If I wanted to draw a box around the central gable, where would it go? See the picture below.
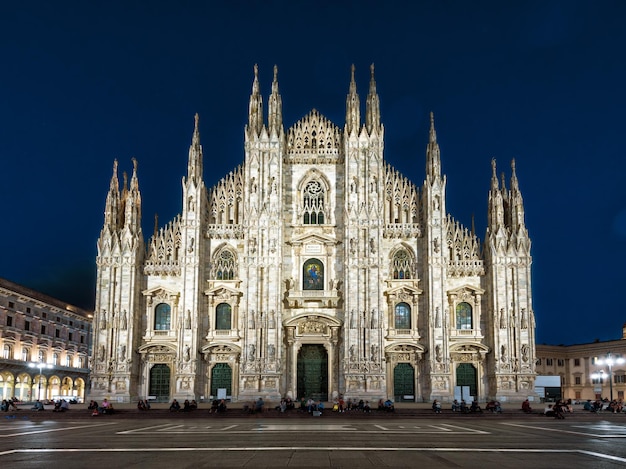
[286,109,343,163]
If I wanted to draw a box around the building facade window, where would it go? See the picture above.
[391,249,413,279]
[215,303,232,330]
[25,320,30,331]
[302,180,325,225]
[394,302,411,329]
[3,345,12,359]
[38,350,45,362]
[574,376,581,385]
[6,316,13,327]
[21,347,29,361]
[154,303,171,330]
[213,249,237,280]
[53,353,59,365]
[574,358,580,366]
[557,359,564,367]
[456,302,472,330]
[546,358,553,366]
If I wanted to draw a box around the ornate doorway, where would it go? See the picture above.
[149,364,171,402]
[297,344,328,401]
[393,363,415,401]
[211,363,232,398]
[456,363,477,397]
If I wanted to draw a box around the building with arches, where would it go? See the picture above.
[0,278,91,402]
[90,65,536,404]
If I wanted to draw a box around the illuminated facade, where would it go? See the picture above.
[90,65,536,404]
[0,277,91,402]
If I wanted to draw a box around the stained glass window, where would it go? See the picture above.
[155,303,171,330]
[456,302,472,330]
[395,302,411,329]
[216,303,232,330]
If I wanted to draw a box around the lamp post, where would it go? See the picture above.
[591,352,625,401]
[29,361,53,401]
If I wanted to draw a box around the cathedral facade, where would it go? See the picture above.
[89,65,536,404]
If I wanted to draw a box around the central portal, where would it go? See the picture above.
[297,344,328,401]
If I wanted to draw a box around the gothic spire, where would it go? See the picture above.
[509,158,526,233]
[345,64,360,135]
[123,158,142,233]
[247,64,263,137]
[487,158,505,232]
[366,63,380,133]
[186,113,203,184]
[268,64,283,134]
[426,112,441,181]
[103,159,120,229]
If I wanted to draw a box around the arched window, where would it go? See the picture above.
[394,302,411,329]
[38,350,45,362]
[52,352,59,365]
[65,355,72,367]
[392,249,413,279]
[213,249,237,280]
[456,302,473,330]
[303,258,324,290]
[216,303,232,330]
[3,344,12,359]
[303,180,325,225]
[154,303,171,330]
[21,347,29,362]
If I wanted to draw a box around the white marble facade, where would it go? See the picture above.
[89,65,536,404]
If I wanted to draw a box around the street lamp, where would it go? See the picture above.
[29,361,53,401]
[591,352,625,401]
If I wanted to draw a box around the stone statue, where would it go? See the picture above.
[121,310,127,330]
[118,344,126,361]
[184,345,191,362]
[100,310,107,330]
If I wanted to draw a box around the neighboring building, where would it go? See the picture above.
[0,277,92,402]
[536,328,626,402]
[90,65,536,404]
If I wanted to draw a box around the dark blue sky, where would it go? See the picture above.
[1,1,625,345]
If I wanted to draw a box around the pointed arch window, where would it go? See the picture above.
[392,249,413,279]
[394,302,411,329]
[216,303,232,330]
[303,258,324,290]
[456,302,473,330]
[212,249,237,280]
[303,180,325,225]
[154,303,171,331]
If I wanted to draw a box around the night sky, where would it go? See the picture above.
[1,1,625,346]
